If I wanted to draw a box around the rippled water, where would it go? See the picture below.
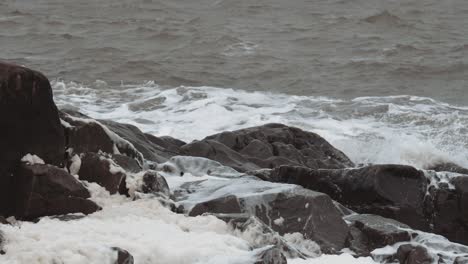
[2,0,468,169]
[2,0,468,103]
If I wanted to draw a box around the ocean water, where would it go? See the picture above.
[2,0,468,263]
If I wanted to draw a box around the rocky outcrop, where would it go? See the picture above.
[181,123,354,172]
[112,247,134,264]
[78,153,127,195]
[0,62,65,216]
[424,176,468,245]
[270,165,429,230]
[13,163,100,220]
[189,187,349,253]
[345,214,412,256]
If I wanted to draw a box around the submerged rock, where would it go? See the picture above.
[181,123,354,172]
[0,62,65,216]
[13,163,100,220]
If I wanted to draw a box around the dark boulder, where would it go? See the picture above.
[78,153,126,195]
[181,123,354,172]
[394,244,433,264]
[271,164,429,230]
[189,187,349,253]
[254,246,287,264]
[112,247,134,264]
[13,163,100,220]
[345,214,412,256]
[0,62,65,216]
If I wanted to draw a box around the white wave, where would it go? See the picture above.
[52,80,468,169]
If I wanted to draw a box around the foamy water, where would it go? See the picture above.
[53,80,468,169]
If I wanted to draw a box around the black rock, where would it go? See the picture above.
[13,163,100,220]
[0,62,65,216]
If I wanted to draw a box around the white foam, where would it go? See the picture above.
[0,184,257,264]
[52,82,468,170]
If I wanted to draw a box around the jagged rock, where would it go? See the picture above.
[394,244,433,264]
[189,187,349,253]
[345,214,412,256]
[78,153,126,194]
[254,246,287,264]
[139,171,170,197]
[270,165,429,230]
[99,119,179,163]
[13,163,100,220]
[0,62,65,216]
[181,123,354,172]
[112,247,134,264]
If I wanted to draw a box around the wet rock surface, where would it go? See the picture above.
[181,123,354,172]
[13,163,100,220]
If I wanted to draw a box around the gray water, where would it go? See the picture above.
[2,0,468,104]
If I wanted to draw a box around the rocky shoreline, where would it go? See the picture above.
[1,62,468,264]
